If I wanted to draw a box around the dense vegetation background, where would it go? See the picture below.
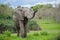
[0,4,60,40]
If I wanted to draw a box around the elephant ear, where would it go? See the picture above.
[24,8,34,19]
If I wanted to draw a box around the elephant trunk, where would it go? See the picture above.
[31,10,38,19]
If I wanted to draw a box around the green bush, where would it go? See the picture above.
[33,33,39,36]
[28,20,37,27]
[0,30,12,40]
[0,20,15,33]
[28,20,41,30]
[40,31,48,35]
[0,34,4,40]
[0,34,12,40]
[6,16,12,19]
[56,36,60,40]
[56,34,60,40]
[3,30,11,37]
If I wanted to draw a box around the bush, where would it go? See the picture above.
[56,35,60,40]
[56,34,60,40]
[0,30,12,40]
[0,34,12,40]
[28,20,41,30]
[6,16,12,19]
[0,23,4,33]
[40,31,48,35]
[3,30,11,37]
[0,21,15,33]
[33,33,39,36]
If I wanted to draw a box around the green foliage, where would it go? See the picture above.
[28,20,37,27]
[0,4,13,19]
[40,31,48,35]
[31,4,52,11]
[0,30,12,40]
[0,19,60,40]
[33,32,39,36]
[0,4,60,40]
[0,19,14,33]
[3,30,11,37]
[31,4,43,11]
[56,35,60,40]
[28,20,41,30]
[54,33,60,40]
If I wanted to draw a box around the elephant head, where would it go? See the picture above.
[22,7,37,19]
[13,7,38,20]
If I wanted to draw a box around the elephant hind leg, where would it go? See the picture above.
[15,21,20,37]
[16,27,20,37]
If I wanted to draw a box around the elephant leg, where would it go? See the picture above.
[19,20,27,38]
[14,21,20,37]
[16,27,20,37]
[23,17,28,36]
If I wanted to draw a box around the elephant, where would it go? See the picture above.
[13,7,38,38]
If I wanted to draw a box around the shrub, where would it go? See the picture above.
[56,36,60,40]
[28,20,41,30]
[40,31,48,35]
[0,34,4,40]
[0,34,12,40]
[0,21,15,33]
[0,23,4,33]
[0,30,12,40]
[3,30,11,37]
[6,16,12,19]
[56,34,60,40]
[33,33,39,36]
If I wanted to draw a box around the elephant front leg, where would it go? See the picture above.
[14,21,20,37]
[19,20,27,38]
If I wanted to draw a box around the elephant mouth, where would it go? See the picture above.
[23,17,28,26]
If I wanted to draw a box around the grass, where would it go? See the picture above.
[36,19,60,30]
[0,19,60,40]
[10,31,57,40]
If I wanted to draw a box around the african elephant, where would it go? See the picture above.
[13,7,37,38]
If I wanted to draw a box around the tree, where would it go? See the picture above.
[0,4,13,19]
[31,4,43,11]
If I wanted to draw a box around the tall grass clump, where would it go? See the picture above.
[3,30,11,37]
[33,32,40,36]
[0,30,12,40]
[40,31,49,35]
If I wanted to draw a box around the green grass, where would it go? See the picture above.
[0,31,56,40]
[0,19,60,40]
[36,19,60,30]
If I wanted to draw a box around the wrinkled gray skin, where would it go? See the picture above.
[13,7,37,38]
